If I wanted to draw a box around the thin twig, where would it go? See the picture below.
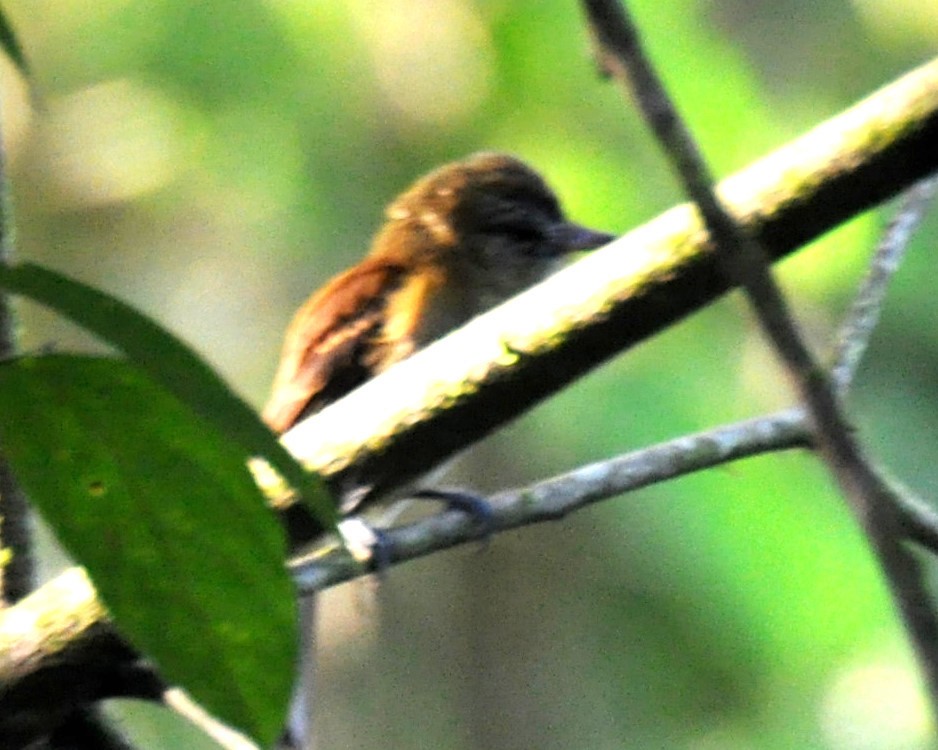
[826,174,938,556]
[290,408,812,593]
[580,0,938,713]
[831,175,938,393]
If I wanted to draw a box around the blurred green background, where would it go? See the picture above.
[2,0,937,748]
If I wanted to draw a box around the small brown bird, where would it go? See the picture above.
[271,152,612,749]
[263,152,614,436]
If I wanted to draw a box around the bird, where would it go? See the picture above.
[265,152,613,750]
[262,151,614,439]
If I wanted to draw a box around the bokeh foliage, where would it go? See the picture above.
[2,0,937,747]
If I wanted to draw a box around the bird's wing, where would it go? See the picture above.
[262,259,407,433]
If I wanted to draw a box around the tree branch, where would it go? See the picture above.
[0,569,163,746]
[289,408,813,592]
[262,55,938,542]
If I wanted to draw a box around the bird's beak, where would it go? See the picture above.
[552,221,616,251]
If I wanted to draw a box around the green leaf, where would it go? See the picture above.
[0,355,295,745]
[0,5,29,78]
[0,262,336,531]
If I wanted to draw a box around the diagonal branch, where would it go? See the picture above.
[579,0,938,713]
[264,55,938,548]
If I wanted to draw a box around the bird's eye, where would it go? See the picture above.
[505,222,545,243]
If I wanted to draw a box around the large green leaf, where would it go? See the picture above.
[0,262,335,531]
[0,355,295,745]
